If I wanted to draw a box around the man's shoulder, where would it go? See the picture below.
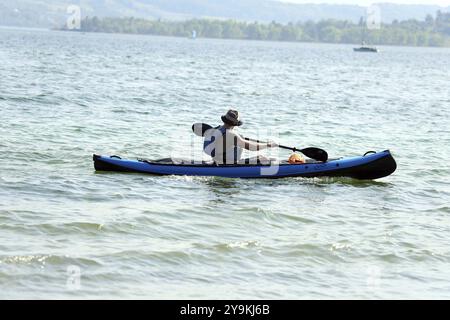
[227,129,240,136]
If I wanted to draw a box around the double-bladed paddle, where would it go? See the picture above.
[192,123,328,162]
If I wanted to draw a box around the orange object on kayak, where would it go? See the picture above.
[288,153,305,164]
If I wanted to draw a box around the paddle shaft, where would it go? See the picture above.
[244,137,302,153]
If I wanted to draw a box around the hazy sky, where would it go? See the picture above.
[279,0,450,6]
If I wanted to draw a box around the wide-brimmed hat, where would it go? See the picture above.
[221,109,243,126]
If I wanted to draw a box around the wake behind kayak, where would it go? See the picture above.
[93,150,396,180]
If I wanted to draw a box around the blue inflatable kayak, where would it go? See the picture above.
[93,150,396,180]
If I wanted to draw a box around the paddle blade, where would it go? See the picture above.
[192,123,213,137]
[299,147,328,162]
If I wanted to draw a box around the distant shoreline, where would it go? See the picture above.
[58,15,450,48]
[2,23,449,50]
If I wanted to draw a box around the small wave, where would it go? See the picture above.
[106,249,192,266]
[375,253,403,263]
[330,242,352,252]
[438,206,450,213]
[0,254,101,267]
[214,240,261,252]
[263,243,345,264]
[277,212,316,224]
[36,222,104,235]
[131,97,151,104]
[5,93,69,104]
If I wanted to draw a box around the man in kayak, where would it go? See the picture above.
[203,109,278,165]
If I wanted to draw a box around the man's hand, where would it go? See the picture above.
[267,140,279,148]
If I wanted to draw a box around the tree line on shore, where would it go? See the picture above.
[65,11,450,47]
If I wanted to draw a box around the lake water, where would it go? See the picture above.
[1,27,449,299]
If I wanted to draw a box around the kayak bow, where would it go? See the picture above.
[93,150,396,180]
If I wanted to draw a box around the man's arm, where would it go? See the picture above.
[234,133,278,151]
